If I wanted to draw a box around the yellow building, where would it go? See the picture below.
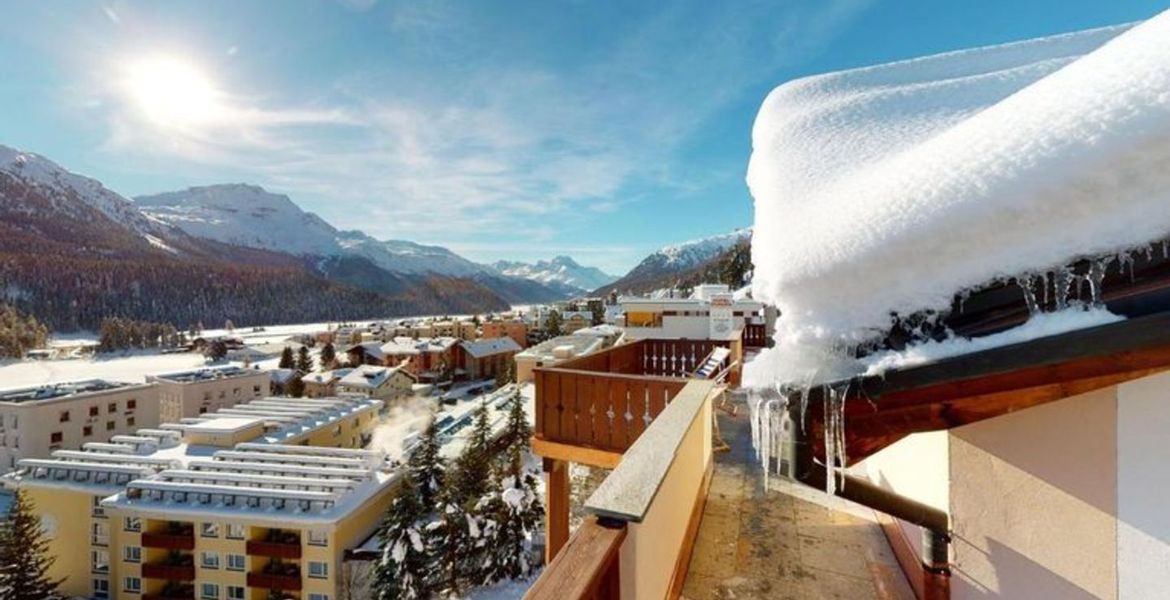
[4,395,390,600]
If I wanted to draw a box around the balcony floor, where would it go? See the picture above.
[682,400,915,600]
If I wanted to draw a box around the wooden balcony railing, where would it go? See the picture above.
[535,339,732,455]
[743,322,768,348]
[525,518,625,600]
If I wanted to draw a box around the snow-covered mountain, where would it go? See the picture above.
[0,145,177,245]
[655,228,752,270]
[136,184,343,257]
[336,230,484,277]
[493,256,616,291]
[596,228,752,295]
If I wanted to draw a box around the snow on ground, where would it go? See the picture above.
[456,573,542,600]
[0,351,212,386]
[745,11,1170,386]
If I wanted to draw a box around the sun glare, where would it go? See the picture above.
[123,55,222,128]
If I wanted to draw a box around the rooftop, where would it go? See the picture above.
[0,379,143,404]
[149,365,263,384]
[460,336,522,358]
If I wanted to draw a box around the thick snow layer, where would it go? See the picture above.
[746,12,1170,385]
[860,307,1124,376]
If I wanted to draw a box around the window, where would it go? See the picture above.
[201,522,219,538]
[107,402,117,413]
[123,546,141,563]
[127,399,136,411]
[226,553,245,571]
[308,561,328,579]
[83,425,93,437]
[233,387,240,397]
[91,522,109,546]
[124,516,141,532]
[123,577,141,594]
[92,577,109,599]
[200,551,219,569]
[253,385,262,395]
[49,432,63,444]
[226,523,245,539]
[59,410,70,423]
[127,416,135,427]
[92,496,106,517]
[308,529,328,546]
[106,421,115,431]
[91,549,109,573]
[309,595,330,600]
[227,587,245,600]
[89,406,99,417]
[200,583,219,600]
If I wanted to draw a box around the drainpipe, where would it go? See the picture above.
[789,404,951,575]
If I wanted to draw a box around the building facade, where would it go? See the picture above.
[148,366,270,424]
[0,380,160,473]
[481,320,529,349]
[4,395,387,600]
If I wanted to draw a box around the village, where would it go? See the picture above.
[0,284,771,599]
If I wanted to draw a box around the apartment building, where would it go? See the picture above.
[618,284,766,343]
[0,380,159,472]
[148,366,270,424]
[302,369,353,398]
[558,311,593,334]
[481,319,528,349]
[455,337,522,381]
[3,394,387,600]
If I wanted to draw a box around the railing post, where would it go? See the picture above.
[544,457,570,564]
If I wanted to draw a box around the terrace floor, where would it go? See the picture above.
[682,397,915,600]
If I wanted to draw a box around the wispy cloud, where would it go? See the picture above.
[84,0,870,268]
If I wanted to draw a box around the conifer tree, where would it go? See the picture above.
[278,346,295,369]
[408,418,446,507]
[374,474,432,600]
[296,346,313,373]
[319,342,337,370]
[544,310,562,337]
[428,482,478,596]
[0,490,63,600]
[451,402,493,505]
[286,376,305,398]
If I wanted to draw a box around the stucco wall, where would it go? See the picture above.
[949,387,1117,600]
[1116,371,1170,599]
[858,430,949,560]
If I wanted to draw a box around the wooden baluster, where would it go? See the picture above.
[543,371,562,443]
[559,373,577,444]
[627,380,647,443]
[647,380,667,418]
[611,379,629,452]
[590,376,609,449]
[575,375,594,446]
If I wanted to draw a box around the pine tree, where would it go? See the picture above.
[278,346,295,369]
[319,343,337,370]
[286,376,305,398]
[0,490,63,600]
[374,474,432,600]
[544,310,562,337]
[296,346,313,373]
[450,402,493,505]
[428,482,478,596]
[500,390,531,452]
[408,419,446,507]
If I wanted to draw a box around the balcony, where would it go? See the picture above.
[142,582,194,600]
[533,338,739,462]
[142,561,196,581]
[244,538,301,561]
[247,563,303,591]
[141,529,195,551]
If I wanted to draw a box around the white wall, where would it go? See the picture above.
[857,431,949,559]
[1117,371,1170,599]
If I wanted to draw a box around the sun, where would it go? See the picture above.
[122,55,222,128]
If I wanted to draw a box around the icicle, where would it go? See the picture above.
[1053,267,1073,310]
[1019,275,1040,315]
[1086,257,1110,307]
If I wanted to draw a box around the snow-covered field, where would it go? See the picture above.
[0,351,212,387]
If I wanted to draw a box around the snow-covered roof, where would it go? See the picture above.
[149,365,263,384]
[303,368,353,385]
[347,341,385,360]
[269,368,298,385]
[517,334,605,362]
[0,379,146,404]
[379,339,421,355]
[745,12,1170,384]
[338,365,407,390]
[460,337,522,358]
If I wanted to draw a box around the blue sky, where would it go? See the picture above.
[1,0,1165,274]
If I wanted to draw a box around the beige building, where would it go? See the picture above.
[148,366,270,424]
[0,380,160,473]
[337,364,415,400]
[302,369,353,398]
[4,394,387,600]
